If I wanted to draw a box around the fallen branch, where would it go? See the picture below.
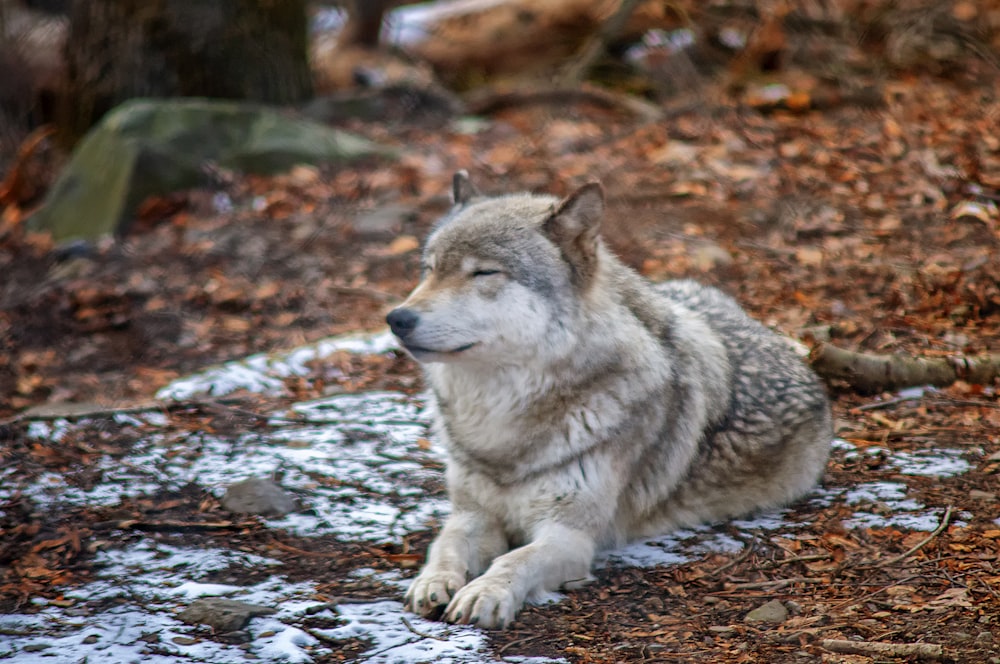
[464,85,663,121]
[92,519,258,532]
[0,397,246,426]
[809,342,1000,394]
[820,639,944,660]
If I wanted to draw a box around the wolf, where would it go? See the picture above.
[386,172,833,629]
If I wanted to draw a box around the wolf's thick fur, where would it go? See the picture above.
[386,173,832,628]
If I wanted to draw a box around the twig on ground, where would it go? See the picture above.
[268,537,347,559]
[710,539,757,577]
[91,519,257,532]
[498,633,544,656]
[820,638,944,660]
[872,506,953,569]
[853,394,925,412]
[723,577,823,591]
[828,575,921,611]
[305,597,387,615]
[401,615,450,641]
[764,552,833,567]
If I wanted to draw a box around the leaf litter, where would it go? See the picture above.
[0,332,988,663]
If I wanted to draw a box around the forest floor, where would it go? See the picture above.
[3,32,1000,664]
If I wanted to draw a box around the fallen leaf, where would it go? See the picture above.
[388,235,420,255]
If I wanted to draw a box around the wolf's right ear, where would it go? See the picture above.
[452,170,479,206]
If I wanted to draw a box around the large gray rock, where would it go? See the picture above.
[221,477,298,516]
[178,598,277,633]
[29,98,394,242]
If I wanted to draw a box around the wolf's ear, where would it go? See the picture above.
[452,170,479,206]
[543,182,605,287]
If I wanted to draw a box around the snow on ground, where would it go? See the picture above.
[1,332,973,663]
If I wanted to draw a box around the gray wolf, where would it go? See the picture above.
[386,172,832,629]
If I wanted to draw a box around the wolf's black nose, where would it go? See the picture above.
[386,308,419,338]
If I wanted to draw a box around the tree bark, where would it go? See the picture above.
[56,0,312,146]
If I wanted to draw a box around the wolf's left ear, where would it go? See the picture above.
[543,182,605,287]
[452,170,479,206]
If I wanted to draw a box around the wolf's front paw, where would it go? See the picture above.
[405,569,465,617]
[444,576,518,629]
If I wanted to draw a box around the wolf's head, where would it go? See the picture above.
[386,172,605,364]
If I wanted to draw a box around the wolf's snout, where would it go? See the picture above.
[386,307,420,339]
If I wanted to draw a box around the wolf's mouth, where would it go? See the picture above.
[403,342,476,355]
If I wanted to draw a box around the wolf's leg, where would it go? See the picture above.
[404,511,507,617]
[444,522,595,629]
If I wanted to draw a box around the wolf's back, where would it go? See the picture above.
[623,278,833,535]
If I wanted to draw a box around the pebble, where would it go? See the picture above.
[744,599,789,624]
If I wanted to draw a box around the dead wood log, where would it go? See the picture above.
[820,639,944,660]
[561,0,646,84]
[808,342,1000,394]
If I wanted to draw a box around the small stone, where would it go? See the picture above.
[744,599,789,624]
[221,478,297,516]
[22,644,49,652]
[220,630,252,644]
[82,634,100,644]
[970,489,997,501]
[179,598,277,633]
[172,636,199,645]
[708,626,736,635]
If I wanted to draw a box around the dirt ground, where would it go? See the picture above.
[3,19,1000,663]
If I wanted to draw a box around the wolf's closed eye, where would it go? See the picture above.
[472,269,502,277]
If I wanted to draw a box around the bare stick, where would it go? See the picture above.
[91,519,257,532]
[820,639,944,660]
[874,505,953,568]
[724,576,822,590]
[401,616,450,641]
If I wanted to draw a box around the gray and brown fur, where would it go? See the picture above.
[386,173,833,628]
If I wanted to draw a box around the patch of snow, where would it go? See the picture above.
[156,330,398,400]
[13,388,448,545]
[314,600,566,664]
[0,541,321,664]
[842,482,958,530]
[886,448,970,477]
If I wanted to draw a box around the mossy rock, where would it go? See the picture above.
[30,98,394,242]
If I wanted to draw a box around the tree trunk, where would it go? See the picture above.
[56,0,312,146]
